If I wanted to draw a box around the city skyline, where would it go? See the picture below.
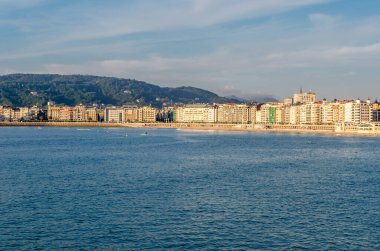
[1,0,380,100]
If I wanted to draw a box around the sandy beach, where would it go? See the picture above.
[1,121,380,137]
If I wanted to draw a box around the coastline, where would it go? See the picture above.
[1,121,380,137]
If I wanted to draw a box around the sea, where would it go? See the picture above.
[0,127,379,250]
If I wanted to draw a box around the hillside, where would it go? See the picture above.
[0,74,238,107]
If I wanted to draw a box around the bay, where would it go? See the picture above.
[0,127,379,250]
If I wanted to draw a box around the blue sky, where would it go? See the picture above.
[0,0,379,100]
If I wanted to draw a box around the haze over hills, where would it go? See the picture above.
[0,74,240,107]
[226,95,278,103]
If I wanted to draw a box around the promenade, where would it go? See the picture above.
[1,121,380,136]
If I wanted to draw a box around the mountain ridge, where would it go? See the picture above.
[0,73,239,107]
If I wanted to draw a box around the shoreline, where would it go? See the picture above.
[1,121,380,137]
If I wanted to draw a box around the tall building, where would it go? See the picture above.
[138,107,156,122]
[250,105,257,124]
[372,101,380,122]
[260,103,278,124]
[293,89,316,104]
[321,100,333,124]
[105,107,124,123]
[289,105,301,125]
[255,109,262,124]
[344,99,372,124]
[175,104,216,123]
[14,107,29,120]
[0,106,14,120]
[217,104,251,124]
[85,107,98,121]
[283,105,291,124]
[72,105,86,121]
[48,105,72,121]
[124,106,139,122]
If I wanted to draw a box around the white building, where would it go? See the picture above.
[174,104,217,123]
[293,89,316,104]
[344,99,372,124]
[105,107,124,123]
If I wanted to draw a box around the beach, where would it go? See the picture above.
[1,121,380,137]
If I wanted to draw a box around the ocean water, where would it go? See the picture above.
[0,127,379,250]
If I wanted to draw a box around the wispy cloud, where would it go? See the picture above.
[1,0,380,99]
[14,0,332,43]
[262,43,380,71]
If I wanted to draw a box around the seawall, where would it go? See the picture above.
[1,121,380,136]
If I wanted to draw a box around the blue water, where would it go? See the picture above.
[0,127,379,250]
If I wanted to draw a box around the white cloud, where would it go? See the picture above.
[328,43,380,56]
[28,0,332,43]
[39,41,380,88]
[262,43,380,69]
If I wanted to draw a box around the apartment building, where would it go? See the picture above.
[289,105,300,125]
[372,101,380,122]
[0,106,14,120]
[137,107,157,122]
[250,105,257,124]
[344,99,372,124]
[174,104,216,123]
[260,103,278,124]
[217,104,250,124]
[105,107,124,123]
[124,106,139,122]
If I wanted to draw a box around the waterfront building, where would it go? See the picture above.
[321,101,333,124]
[344,99,372,124]
[47,105,58,120]
[0,106,14,120]
[175,104,216,123]
[336,101,349,123]
[289,105,300,125]
[48,104,67,121]
[61,107,74,121]
[217,104,250,124]
[29,106,43,120]
[85,107,98,121]
[105,107,124,123]
[372,101,380,122]
[255,110,262,124]
[310,102,322,124]
[72,105,86,121]
[275,105,286,124]
[137,107,157,122]
[48,105,74,121]
[260,103,279,124]
[98,109,105,122]
[250,105,257,124]
[283,105,291,124]
[299,105,309,124]
[156,107,175,122]
[124,105,139,122]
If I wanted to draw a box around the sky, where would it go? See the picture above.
[0,0,379,100]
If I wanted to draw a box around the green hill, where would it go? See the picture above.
[0,74,238,107]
